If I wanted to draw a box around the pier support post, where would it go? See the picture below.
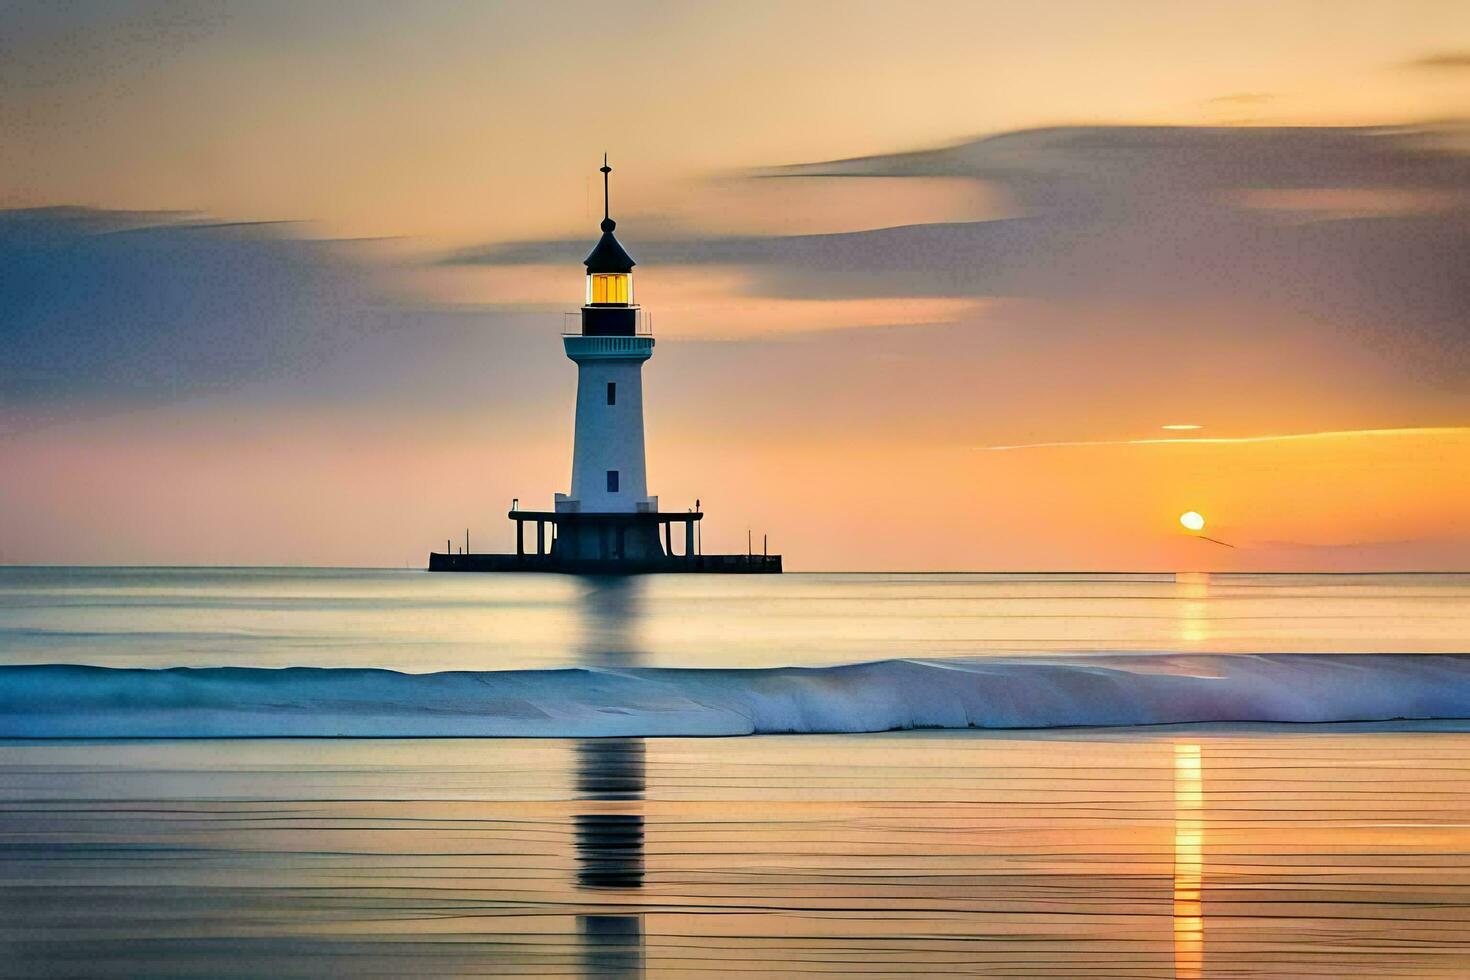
[685,520,694,561]
[516,520,524,556]
[537,521,545,556]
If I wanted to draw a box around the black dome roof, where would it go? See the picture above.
[583,218,636,274]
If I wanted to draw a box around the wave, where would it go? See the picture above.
[5,654,1470,738]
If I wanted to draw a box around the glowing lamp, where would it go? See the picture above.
[587,272,632,305]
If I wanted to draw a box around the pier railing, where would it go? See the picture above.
[695,554,783,573]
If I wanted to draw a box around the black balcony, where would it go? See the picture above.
[581,306,638,336]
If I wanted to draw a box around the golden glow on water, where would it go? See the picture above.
[1176,571,1212,646]
[1174,743,1205,980]
[5,731,1470,974]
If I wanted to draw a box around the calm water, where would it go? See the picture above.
[2,569,1469,976]
[5,731,1470,977]
[2,568,1467,670]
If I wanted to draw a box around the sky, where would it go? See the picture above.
[1,0,1468,570]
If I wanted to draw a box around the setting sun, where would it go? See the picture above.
[1180,511,1206,532]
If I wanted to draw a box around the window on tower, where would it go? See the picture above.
[606,470,620,493]
[606,381,617,405]
[588,273,632,305]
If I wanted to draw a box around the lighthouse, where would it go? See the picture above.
[428,158,780,574]
[552,157,663,561]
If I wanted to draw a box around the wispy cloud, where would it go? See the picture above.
[452,124,1470,391]
[1403,51,1470,71]
[0,207,398,427]
[981,427,1470,452]
[1203,92,1275,105]
[756,124,1470,198]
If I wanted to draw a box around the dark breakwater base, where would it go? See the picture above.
[427,552,782,574]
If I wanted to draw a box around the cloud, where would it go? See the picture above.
[1204,92,1275,105]
[756,124,1470,206]
[451,124,1470,385]
[981,426,1470,452]
[1403,51,1470,71]
[0,208,395,426]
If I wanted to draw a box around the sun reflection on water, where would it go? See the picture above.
[1174,742,1204,979]
[1176,572,1212,646]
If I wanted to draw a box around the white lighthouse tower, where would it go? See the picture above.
[559,158,654,514]
[551,158,665,561]
[428,158,779,573]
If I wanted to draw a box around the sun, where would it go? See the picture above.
[1179,511,1206,532]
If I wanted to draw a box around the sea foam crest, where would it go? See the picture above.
[3,654,1470,738]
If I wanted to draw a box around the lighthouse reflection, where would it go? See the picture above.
[575,739,646,889]
[572,578,647,977]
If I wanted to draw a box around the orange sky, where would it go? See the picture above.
[1,0,1467,569]
[5,1,1469,244]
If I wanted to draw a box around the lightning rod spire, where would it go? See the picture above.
[600,153,612,229]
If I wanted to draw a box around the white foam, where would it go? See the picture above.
[4,654,1470,738]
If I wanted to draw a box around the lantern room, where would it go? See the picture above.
[587,271,632,306]
[580,156,641,336]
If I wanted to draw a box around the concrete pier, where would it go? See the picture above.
[430,509,780,574]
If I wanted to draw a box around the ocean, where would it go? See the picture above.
[2,568,1469,975]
